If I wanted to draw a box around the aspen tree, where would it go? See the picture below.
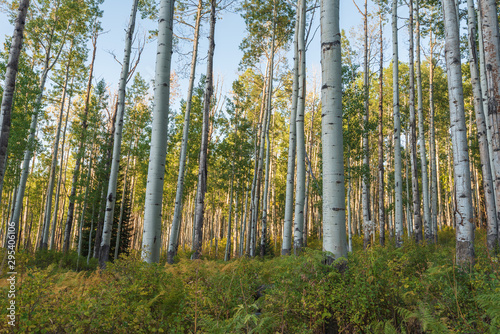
[141,0,175,263]
[468,0,497,250]
[192,0,216,260]
[0,0,30,204]
[167,0,203,264]
[392,0,404,246]
[442,0,475,266]
[294,0,307,253]
[479,0,500,247]
[282,3,300,256]
[99,0,139,268]
[321,0,347,261]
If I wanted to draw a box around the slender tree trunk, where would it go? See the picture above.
[429,33,439,243]
[224,170,234,261]
[294,0,307,254]
[378,11,385,246]
[282,4,301,256]
[321,0,347,261]
[261,4,276,257]
[99,0,139,268]
[115,148,132,260]
[191,0,216,260]
[362,0,372,249]
[393,0,404,246]
[477,7,495,184]
[240,189,248,256]
[141,0,176,263]
[408,0,423,243]
[0,0,30,204]
[416,1,431,242]
[77,154,92,257]
[466,0,497,250]
[443,0,475,266]
[479,0,500,247]
[167,0,203,264]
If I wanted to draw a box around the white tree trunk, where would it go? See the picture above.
[167,0,203,264]
[0,0,30,204]
[392,0,404,247]
[415,1,431,241]
[377,11,385,246]
[443,0,475,266]
[294,0,306,253]
[141,0,176,263]
[100,0,138,268]
[191,0,216,260]
[282,4,300,255]
[362,0,372,249]
[408,0,423,243]
[479,0,500,249]
[429,34,439,243]
[321,0,347,261]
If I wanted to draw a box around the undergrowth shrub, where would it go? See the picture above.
[0,229,498,333]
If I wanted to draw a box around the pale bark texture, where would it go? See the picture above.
[408,0,423,243]
[321,0,347,260]
[479,0,500,247]
[261,4,276,257]
[141,0,175,263]
[377,11,385,247]
[415,1,431,242]
[468,0,497,250]
[191,0,216,260]
[362,0,372,249]
[99,0,139,268]
[0,0,30,204]
[443,0,475,266]
[392,0,404,247]
[429,35,439,243]
[167,0,203,264]
[282,5,300,255]
[294,0,306,253]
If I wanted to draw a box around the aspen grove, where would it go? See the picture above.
[0,0,499,332]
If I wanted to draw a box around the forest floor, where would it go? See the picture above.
[0,227,499,333]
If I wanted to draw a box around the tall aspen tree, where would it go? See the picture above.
[141,0,176,263]
[99,0,139,268]
[321,0,347,261]
[192,0,216,260]
[0,0,30,204]
[167,0,203,264]
[442,0,475,266]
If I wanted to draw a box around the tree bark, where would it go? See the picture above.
[141,0,176,263]
[479,0,500,248]
[408,0,423,243]
[321,0,347,261]
[167,0,203,264]
[99,0,139,268]
[392,0,404,247]
[467,0,497,250]
[0,0,30,204]
[282,3,300,256]
[191,0,216,260]
[442,0,475,266]
[415,1,431,242]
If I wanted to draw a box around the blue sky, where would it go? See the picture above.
[0,0,402,113]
